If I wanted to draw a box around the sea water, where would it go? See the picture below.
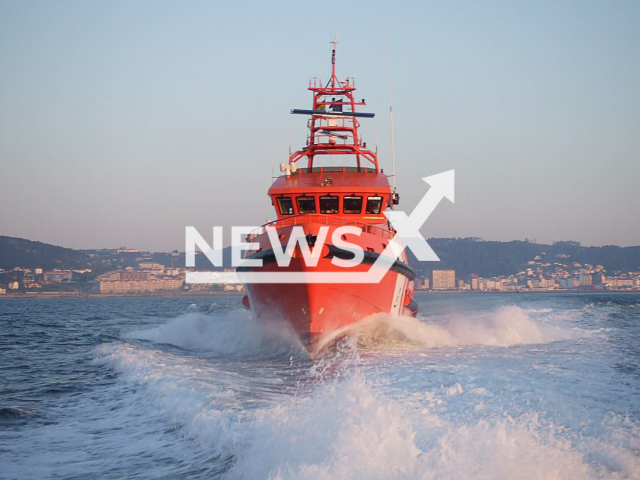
[0,293,638,479]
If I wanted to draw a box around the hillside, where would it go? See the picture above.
[1,235,639,279]
[408,238,640,278]
[0,236,91,270]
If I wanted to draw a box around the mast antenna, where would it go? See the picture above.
[329,35,339,88]
[383,35,397,193]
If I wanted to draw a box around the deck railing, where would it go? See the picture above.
[246,214,395,241]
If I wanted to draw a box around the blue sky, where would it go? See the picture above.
[1,0,639,250]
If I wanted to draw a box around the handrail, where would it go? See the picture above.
[246,214,395,241]
[293,166,378,174]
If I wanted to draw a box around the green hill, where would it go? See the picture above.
[0,236,91,270]
[1,235,639,280]
[408,238,640,278]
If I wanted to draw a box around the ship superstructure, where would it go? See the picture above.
[241,43,417,352]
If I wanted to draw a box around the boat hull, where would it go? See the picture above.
[241,222,417,351]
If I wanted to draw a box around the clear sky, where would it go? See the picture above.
[1,0,639,251]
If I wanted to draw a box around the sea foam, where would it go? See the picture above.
[88,303,637,479]
[314,305,579,354]
[93,339,639,480]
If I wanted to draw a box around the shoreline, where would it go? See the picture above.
[413,290,640,295]
[1,290,638,299]
[0,291,244,299]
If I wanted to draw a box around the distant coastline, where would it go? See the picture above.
[1,290,639,300]
[0,290,244,299]
[2,235,639,296]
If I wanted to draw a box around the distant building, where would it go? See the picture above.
[138,262,164,270]
[95,271,183,293]
[578,274,593,286]
[116,248,139,254]
[605,277,633,289]
[414,277,430,290]
[540,278,556,289]
[121,271,150,281]
[223,284,244,292]
[556,278,579,289]
[432,270,456,290]
[526,277,555,290]
[44,270,73,283]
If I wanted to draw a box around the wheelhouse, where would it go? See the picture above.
[273,192,386,218]
[266,42,397,227]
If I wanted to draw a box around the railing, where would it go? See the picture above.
[246,214,395,241]
[295,166,378,174]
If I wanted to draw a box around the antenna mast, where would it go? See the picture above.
[288,40,379,172]
[384,37,397,193]
[330,37,339,88]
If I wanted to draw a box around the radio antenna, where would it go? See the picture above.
[383,35,397,193]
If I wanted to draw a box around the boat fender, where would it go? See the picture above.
[403,293,412,307]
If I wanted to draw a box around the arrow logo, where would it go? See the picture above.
[186,169,455,284]
[384,170,455,261]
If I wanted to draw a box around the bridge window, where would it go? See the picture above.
[296,196,316,214]
[366,196,383,214]
[276,197,294,215]
[343,196,363,214]
[319,195,339,214]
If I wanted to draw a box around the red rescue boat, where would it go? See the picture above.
[242,43,417,352]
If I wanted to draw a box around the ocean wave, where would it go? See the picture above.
[0,406,37,419]
[523,307,555,314]
[123,304,582,360]
[314,305,580,354]
[123,311,305,357]
[92,343,640,480]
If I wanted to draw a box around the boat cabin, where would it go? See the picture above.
[268,167,392,225]
[267,41,397,228]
